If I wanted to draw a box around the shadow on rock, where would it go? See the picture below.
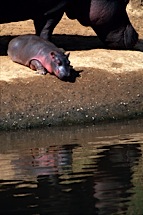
[0,34,142,56]
[0,35,15,55]
[0,34,104,56]
[61,68,82,83]
[52,34,104,51]
[134,39,143,52]
[53,35,143,52]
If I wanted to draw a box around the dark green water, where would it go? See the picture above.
[0,119,143,215]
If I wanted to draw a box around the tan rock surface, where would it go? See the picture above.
[0,3,143,129]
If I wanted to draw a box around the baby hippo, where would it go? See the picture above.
[7,34,71,79]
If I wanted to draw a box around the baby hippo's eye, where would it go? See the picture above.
[54,56,62,65]
[57,60,62,66]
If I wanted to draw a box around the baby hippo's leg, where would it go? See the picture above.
[30,59,47,75]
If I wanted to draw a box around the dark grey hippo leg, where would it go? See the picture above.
[34,11,64,41]
[30,59,47,75]
[88,0,138,49]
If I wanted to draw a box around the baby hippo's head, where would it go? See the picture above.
[50,51,71,79]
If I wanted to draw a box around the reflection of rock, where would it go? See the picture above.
[0,154,16,180]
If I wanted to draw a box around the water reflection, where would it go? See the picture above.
[12,144,76,180]
[93,144,141,215]
[0,120,143,215]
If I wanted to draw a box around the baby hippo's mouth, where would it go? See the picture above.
[55,65,71,80]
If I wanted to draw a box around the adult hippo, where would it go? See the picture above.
[1,0,138,49]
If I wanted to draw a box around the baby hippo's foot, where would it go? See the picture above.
[30,59,47,75]
[36,69,47,75]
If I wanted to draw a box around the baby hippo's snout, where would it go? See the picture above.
[56,64,71,80]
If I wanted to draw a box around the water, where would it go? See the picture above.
[0,119,143,215]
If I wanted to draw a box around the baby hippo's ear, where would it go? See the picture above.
[65,52,70,58]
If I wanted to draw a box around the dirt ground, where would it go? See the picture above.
[0,3,143,129]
